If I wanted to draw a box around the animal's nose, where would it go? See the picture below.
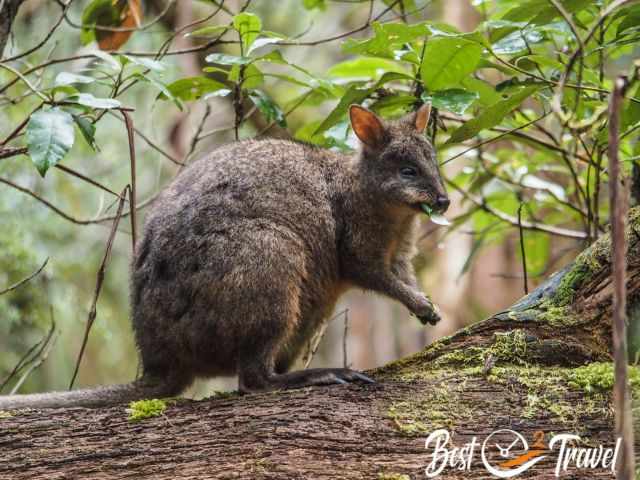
[435,196,450,212]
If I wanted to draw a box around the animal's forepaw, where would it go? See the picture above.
[414,298,442,326]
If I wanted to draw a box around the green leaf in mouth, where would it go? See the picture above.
[420,203,433,216]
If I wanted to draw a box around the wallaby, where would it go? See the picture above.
[0,103,449,409]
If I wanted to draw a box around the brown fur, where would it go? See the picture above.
[0,105,448,408]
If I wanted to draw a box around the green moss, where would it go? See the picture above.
[554,263,593,306]
[536,305,583,327]
[0,411,13,419]
[378,473,410,480]
[431,347,485,368]
[127,398,167,422]
[386,383,472,435]
[206,390,239,400]
[568,362,640,395]
[544,229,612,309]
[488,329,527,364]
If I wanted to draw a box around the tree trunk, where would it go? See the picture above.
[0,0,25,59]
[1,209,639,479]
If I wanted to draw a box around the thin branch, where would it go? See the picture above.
[121,110,137,251]
[68,186,127,389]
[446,179,588,239]
[9,315,57,395]
[107,110,182,165]
[0,176,106,225]
[0,146,26,159]
[608,75,635,480]
[342,309,350,369]
[517,203,529,295]
[1,0,72,63]
[302,309,348,369]
[55,164,121,198]
[0,257,48,296]
[441,112,550,166]
[438,113,594,165]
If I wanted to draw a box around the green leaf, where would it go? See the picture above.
[205,53,252,65]
[121,55,166,72]
[420,37,484,91]
[188,24,230,38]
[446,85,540,144]
[239,64,264,89]
[73,115,97,150]
[302,0,326,10]
[233,12,262,53]
[622,84,640,130]
[26,108,75,177]
[80,0,118,45]
[133,72,182,110]
[370,94,416,116]
[460,77,502,106]
[248,90,286,127]
[313,86,371,136]
[421,88,479,115]
[203,88,232,99]
[342,22,430,57]
[328,57,407,80]
[68,93,121,109]
[54,72,95,86]
[492,28,544,55]
[312,72,412,136]
[247,37,282,55]
[616,5,640,37]
[90,50,121,70]
[163,76,227,101]
[501,0,591,25]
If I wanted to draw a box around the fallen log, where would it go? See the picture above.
[1,209,639,480]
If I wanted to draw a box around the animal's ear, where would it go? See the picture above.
[413,103,432,133]
[349,105,386,149]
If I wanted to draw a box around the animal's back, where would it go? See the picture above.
[131,139,344,380]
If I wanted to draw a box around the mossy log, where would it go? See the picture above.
[1,210,639,480]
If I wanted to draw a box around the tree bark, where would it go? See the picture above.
[1,209,639,479]
[0,0,25,59]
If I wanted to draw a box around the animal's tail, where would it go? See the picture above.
[0,376,178,409]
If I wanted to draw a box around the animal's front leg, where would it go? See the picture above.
[390,258,441,326]
[350,265,441,326]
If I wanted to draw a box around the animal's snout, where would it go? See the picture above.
[434,195,450,213]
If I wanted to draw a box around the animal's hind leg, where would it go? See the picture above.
[237,281,374,393]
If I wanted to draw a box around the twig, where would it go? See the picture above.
[68,186,127,389]
[517,203,529,295]
[342,309,350,369]
[0,257,48,295]
[1,0,72,63]
[441,112,550,166]
[121,110,137,251]
[9,315,57,395]
[608,75,635,480]
[446,179,588,239]
[303,309,348,368]
[55,164,120,198]
[0,176,106,225]
[107,110,182,165]
[184,102,212,164]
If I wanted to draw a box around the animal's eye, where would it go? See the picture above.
[400,166,417,178]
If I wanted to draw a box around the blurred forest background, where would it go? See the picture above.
[1,0,639,398]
